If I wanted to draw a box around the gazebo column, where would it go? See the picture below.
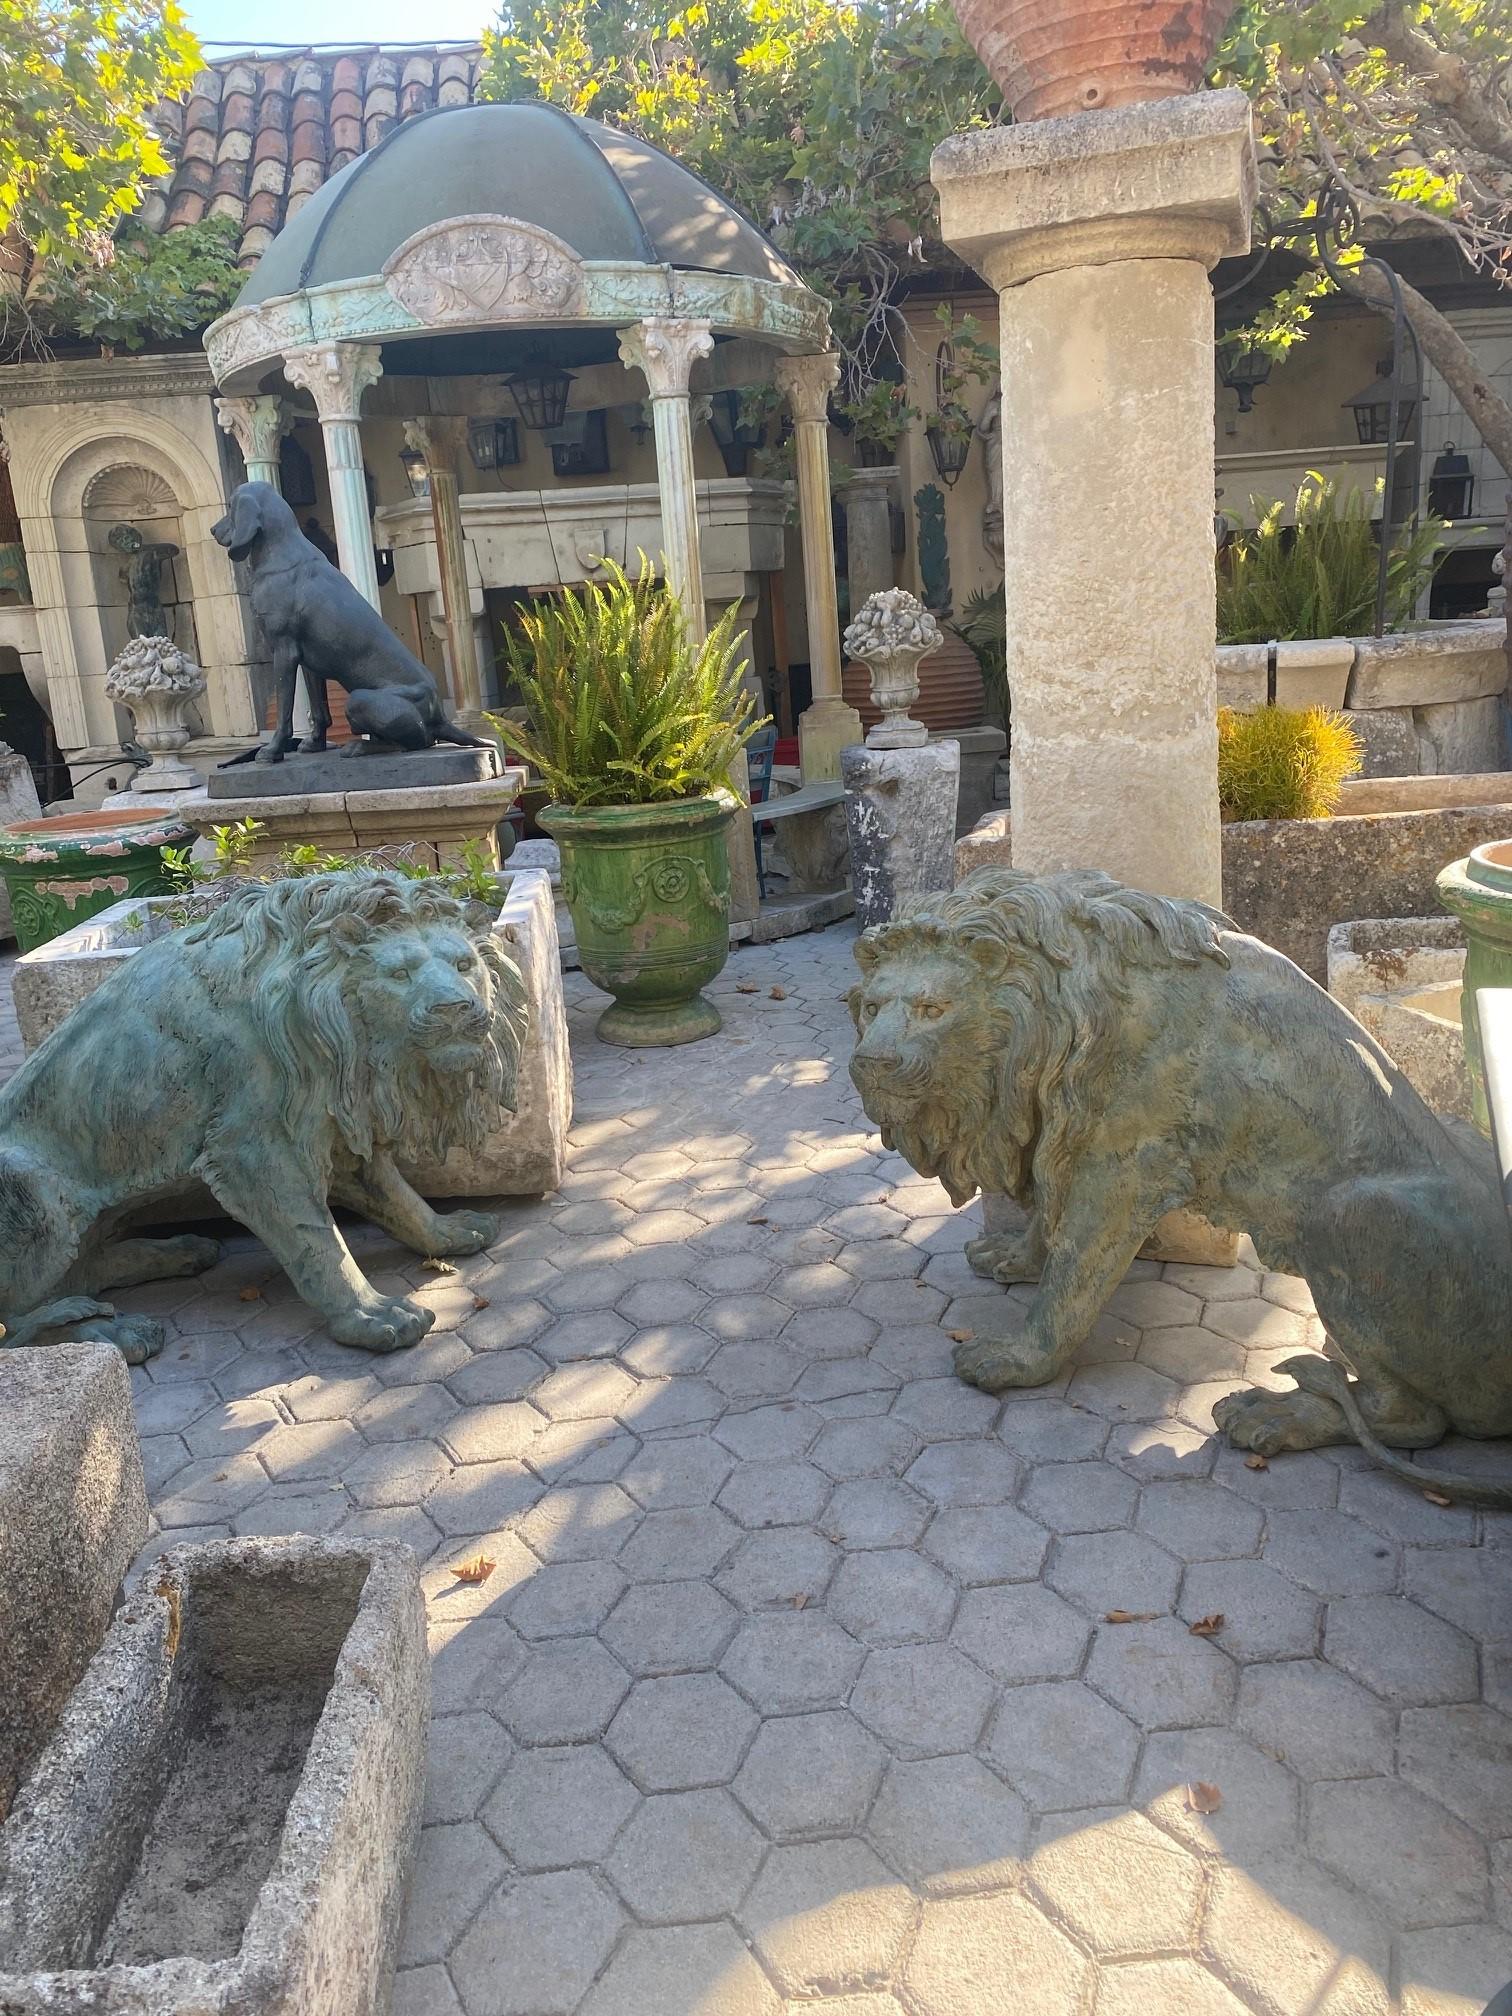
[214,394,292,489]
[618,318,713,638]
[774,353,862,782]
[282,343,383,610]
[404,418,486,720]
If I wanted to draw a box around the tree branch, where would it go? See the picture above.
[1365,0,1512,168]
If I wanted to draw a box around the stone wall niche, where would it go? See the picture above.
[0,1534,427,2016]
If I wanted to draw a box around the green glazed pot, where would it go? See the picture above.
[0,807,195,953]
[543,794,735,1047]
[1437,837,1512,1134]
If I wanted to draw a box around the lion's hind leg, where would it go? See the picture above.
[1214,1358,1447,1457]
[1,1299,165,1364]
[966,1214,1046,1285]
[66,1233,222,1294]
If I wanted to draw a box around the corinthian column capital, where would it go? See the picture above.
[282,342,383,421]
[214,394,292,466]
[774,351,841,426]
[618,318,714,401]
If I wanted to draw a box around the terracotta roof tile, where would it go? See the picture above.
[153,43,484,265]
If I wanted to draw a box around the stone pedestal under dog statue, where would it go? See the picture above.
[841,590,961,930]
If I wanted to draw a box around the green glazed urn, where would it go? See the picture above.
[1437,838,1512,1134]
[0,806,195,953]
[542,794,736,1046]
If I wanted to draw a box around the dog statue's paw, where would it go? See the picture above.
[329,1297,435,1354]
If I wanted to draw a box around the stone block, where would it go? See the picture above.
[0,1344,148,1824]
[1326,915,1469,1120]
[205,743,501,800]
[842,739,960,932]
[1349,705,1420,777]
[0,1535,427,2015]
[0,752,42,943]
[1347,620,1507,710]
[1415,693,1504,775]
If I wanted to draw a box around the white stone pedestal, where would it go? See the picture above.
[842,739,960,932]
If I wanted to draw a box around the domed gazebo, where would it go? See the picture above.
[204,100,861,792]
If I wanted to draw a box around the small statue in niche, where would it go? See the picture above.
[108,522,180,642]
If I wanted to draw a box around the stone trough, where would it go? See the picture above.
[0,1535,426,2016]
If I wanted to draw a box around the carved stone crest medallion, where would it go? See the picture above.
[383,215,584,326]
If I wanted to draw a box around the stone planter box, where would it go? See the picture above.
[0,1536,426,2016]
[0,1344,147,1825]
[1326,915,1470,1122]
[12,866,572,1198]
[957,779,1512,983]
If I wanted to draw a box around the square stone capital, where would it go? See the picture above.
[932,89,1256,291]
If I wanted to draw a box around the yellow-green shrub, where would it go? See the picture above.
[1217,705,1363,822]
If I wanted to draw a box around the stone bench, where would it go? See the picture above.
[750,779,848,894]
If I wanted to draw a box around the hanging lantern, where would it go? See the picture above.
[1343,358,1418,446]
[398,440,430,500]
[1218,340,1273,412]
[925,415,972,486]
[466,419,520,471]
[504,362,574,432]
[1428,442,1474,521]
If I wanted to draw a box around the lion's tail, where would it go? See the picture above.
[1288,1353,1512,1510]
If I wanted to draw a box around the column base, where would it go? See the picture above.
[799,698,864,783]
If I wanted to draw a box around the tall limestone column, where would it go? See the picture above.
[932,92,1256,908]
[282,343,383,610]
[214,394,292,489]
[404,417,485,719]
[775,352,863,782]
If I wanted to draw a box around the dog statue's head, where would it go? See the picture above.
[212,481,296,563]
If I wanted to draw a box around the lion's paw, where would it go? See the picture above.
[329,1298,435,1354]
[72,1313,167,1366]
[953,1332,1063,1393]
[1213,1382,1348,1455]
[965,1234,1044,1285]
[157,1234,223,1278]
[427,1210,498,1258]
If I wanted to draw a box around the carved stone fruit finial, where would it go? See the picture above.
[843,588,942,749]
[104,635,207,792]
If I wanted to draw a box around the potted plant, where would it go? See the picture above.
[496,564,767,1048]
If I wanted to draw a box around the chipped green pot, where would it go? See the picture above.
[1437,838,1512,1134]
[0,807,194,953]
[543,794,735,1047]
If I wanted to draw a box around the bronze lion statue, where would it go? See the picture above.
[849,865,1512,1505]
[0,870,527,1363]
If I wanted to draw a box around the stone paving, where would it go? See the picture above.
[3,926,1512,2014]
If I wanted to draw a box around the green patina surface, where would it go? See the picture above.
[0,815,195,952]
[1438,841,1512,1134]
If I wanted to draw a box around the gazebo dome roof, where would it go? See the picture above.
[236,100,799,308]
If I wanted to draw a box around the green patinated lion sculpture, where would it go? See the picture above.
[849,864,1512,1504]
[0,869,527,1363]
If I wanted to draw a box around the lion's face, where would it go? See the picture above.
[348,916,496,1076]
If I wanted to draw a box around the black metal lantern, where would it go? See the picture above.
[504,362,574,432]
[1218,341,1273,412]
[398,440,430,499]
[1343,359,1418,446]
[467,418,520,471]
[926,410,972,486]
[1428,442,1474,521]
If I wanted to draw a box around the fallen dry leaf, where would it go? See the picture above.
[1189,1613,1225,1637]
[450,1554,496,1586]
[237,1285,262,1302]
[949,1329,974,1343]
[1423,1488,1454,1507]
[1104,1609,1159,1625]
[736,981,759,994]
[748,1215,769,1226]
[1185,1780,1223,1815]
[1244,1454,1270,1471]
[770,985,787,1000]
[792,1592,809,1610]
[422,1257,459,1275]
[472,1295,490,1311]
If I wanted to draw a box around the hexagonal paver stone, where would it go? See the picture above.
[739,1839,915,1997]
[905,1892,1088,2016]
[1236,1659,1398,1781]
[812,1417,921,1482]
[1045,1530,1180,1620]
[606,1672,759,1790]
[1404,1542,1512,1636]
[828,1551,957,1647]
[579,1923,780,2016]
[851,1645,995,1759]
[718,1459,832,1529]
[422,1711,516,1826]
[622,1324,719,1377]
[604,1787,766,1921]
[440,1400,546,1465]
[533,1361,640,1423]
[717,1528,840,1611]
[819,1477,932,1551]
[481,1744,638,1869]
[1096,1960,1250,2015]
[1398,1925,1512,2016]
[1132,1728,1301,1864]
[517,1483,641,1561]
[1175,1560,1320,1663]
[1085,1616,1237,1729]
[904,1440,1021,1509]
[1307,1778,1488,1929]
[255,1420,364,1482]
[991,1398,1108,1465]
[891,1377,1000,1442]
[507,1560,626,1640]
[1204,1296,1318,1349]
[1324,1593,1479,1706]
[449,1868,624,2016]
[353,1382,459,1445]
[721,1611,865,1714]
[1135,1480,1264,1561]
[393,1962,460,2016]
[498,1637,630,1745]
[425,1459,539,1538]
[618,1505,742,1581]
[400,1822,508,1969]
[1020,1461,1138,1534]
[984,1682,1139,1814]
[1399,1704,1512,1836]
[599,1579,738,1676]
[734,1711,886,1840]
[1263,1510,1397,1597]
[1202,1855,1392,2016]
[952,1584,1089,1684]
[867,1754,1029,1898]
[620,1435,733,1509]
[1028,1809,1203,1959]
[922,1504,1050,1586]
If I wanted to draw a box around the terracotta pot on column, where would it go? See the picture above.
[282,344,383,611]
[953,0,1238,122]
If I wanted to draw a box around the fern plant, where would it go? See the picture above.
[492,563,768,807]
[1217,473,1447,644]
[1217,704,1363,822]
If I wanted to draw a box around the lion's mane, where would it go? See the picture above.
[182,870,528,1179]
[853,867,1232,1227]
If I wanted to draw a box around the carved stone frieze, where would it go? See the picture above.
[383,215,584,326]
